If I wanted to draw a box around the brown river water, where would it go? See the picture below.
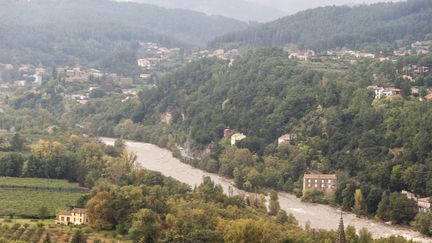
[101,138,431,242]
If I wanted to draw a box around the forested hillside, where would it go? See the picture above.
[0,0,247,66]
[210,0,432,50]
[69,48,432,229]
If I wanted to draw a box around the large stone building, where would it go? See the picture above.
[56,208,88,225]
[401,190,431,213]
[303,173,337,195]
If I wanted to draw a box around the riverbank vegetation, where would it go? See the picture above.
[66,48,432,236]
[0,131,418,242]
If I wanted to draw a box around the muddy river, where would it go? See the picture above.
[101,138,431,242]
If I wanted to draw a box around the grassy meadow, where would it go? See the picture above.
[0,177,87,217]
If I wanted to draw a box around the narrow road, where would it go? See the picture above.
[101,138,431,242]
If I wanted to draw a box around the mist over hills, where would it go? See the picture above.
[116,0,287,22]
[119,0,404,22]
[0,0,247,66]
[211,0,432,50]
[249,0,404,15]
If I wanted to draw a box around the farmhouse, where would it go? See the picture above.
[303,173,337,195]
[224,128,234,138]
[278,134,295,145]
[56,208,88,225]
[231,133,246,146]
[367,86,401,99]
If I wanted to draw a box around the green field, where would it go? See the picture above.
[0,177,82,190]
[0,178,87,217]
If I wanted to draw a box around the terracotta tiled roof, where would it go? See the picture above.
[58,211,72,216]
[418,197,431,203]
[59,208,87,216]
[72,208,87,214]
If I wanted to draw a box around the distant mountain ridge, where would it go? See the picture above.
[247,0,404,15]
[117,0,287,22]
[0,0,247,65]
[210,0,432,50]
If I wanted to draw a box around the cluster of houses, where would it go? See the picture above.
[137,42,181,79]
[367,85,402,100]
[209,49,240,61]
[56,66,106,82]
[288,50,316,61]
[0,63,139,89]
[287,39,431,64]
[288,48,386,63]
[394,40,431,56]
[187,48,240,64]
[411,41,431,54]
[326,49,376,59]
[0,63,45,88]
[139,42,180,60]
[403,64,431,75]
[137,58,160,70]
[57,66,134,89]
[402,190,431,213]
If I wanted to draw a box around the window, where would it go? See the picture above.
[61,217,64,221]
[308,179,311,183]
[314,184,318,188]
[328,180,332,183]
[321,180,325,183]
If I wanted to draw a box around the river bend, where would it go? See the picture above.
[101,138,430,242]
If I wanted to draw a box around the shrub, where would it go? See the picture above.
[301,189,328,204]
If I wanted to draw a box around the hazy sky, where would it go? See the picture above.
[249,0,403,14]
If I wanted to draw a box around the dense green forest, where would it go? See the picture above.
[0,0,247,67]
[67,48,432,233]
[210,0,432,51]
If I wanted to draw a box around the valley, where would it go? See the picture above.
[101,137,431,242]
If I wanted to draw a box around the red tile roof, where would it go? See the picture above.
[72,208,87,214]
